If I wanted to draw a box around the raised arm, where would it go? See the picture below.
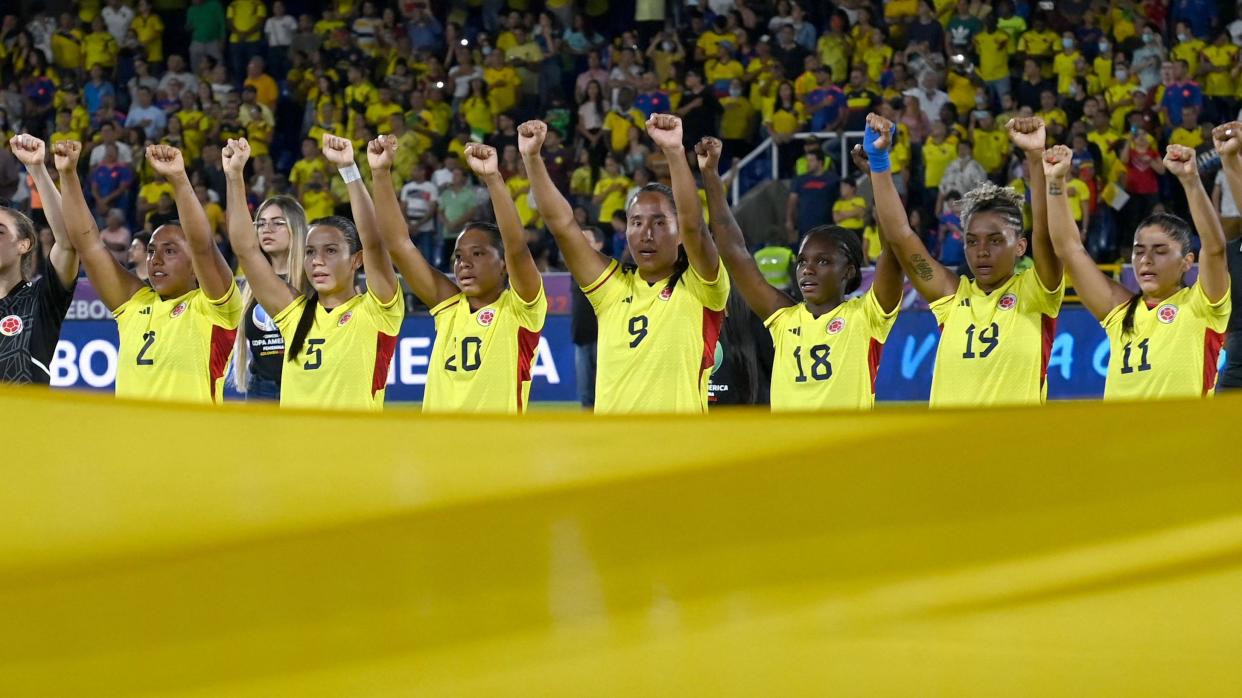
[1042,145,1131,321]
[647,113,721,279]
[1214,122,1242,242]
[222,138,297,315]
[322,134,398,303]
[1008,117,1062,289]
[518,119,611,287]
[9,135,77,287]
[464,142,542,303]
[146,145,233,300]
[696,136,792,320]
[1166,143,1227,303]
[367,135,458,308]
[849,144,903,313]
[53,141,142,310]
[863,112,958,301]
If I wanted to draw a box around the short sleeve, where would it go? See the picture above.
[1018,267,1065,317]
[272,294,309,337]
[861,287,899,341]
[367,287,405,335]
[582,259,627,310]
[763,304,795,335]
[682,261,731,312]
[37,254,76,320]
[507,281,547,331]
[1193,279,1231,331]
[193,280,243,329]
[928,277,965,325]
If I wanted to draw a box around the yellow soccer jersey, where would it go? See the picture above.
[273,290,404,411]
[928,269,1065,407]
[113,284,242,404]
[764,290,898,411]
[1101,282,1230,401]
[424,286,548,414]
[586,260,730,414]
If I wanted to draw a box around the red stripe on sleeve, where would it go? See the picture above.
[1040,314,1057,389]
[1204,329,1226,395]
[700,308,725,371]
[515,328,542,412]
[583,263,619,295]
[372,333,398,397]
[209,325,238,403]
[868,338,884,394]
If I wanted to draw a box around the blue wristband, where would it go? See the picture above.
[863,124,897,173]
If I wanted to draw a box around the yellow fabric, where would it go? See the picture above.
[50,129,82,145]
[1101,282,1230,400]
[859,44,893,84]
[719,96,755,140]
[586,259,730,414]
[1170,39,1206,77]
[972,127,1008,174]
[593,173,632,223]
[507,175,539,228]
[227,0,266,43]
[928,269,1065,407]
[816,34,849,83]
[922,138,956,188]
[424,286,548,414]
[974,31,1011,82]
[6,390,1242,695]
[1067,177,1089,221]
[1053,51,1081,94]
[113,284,242,404]
[273,290,405,411]
[82,30,118,69]
[290,158,329,193]
[51,29,84,71]
[364,101,403,128]
[833,195,866,230]
[696,30,733,58]
[945,71,976,114]
[1202,45,1237,97]
[1170,126,1205,149]
[764,290,896,411]
[484,65,520,115]
[705,58,745,85]
[132,14,165,62]
[603,108,644,154]
[461,95,493,134]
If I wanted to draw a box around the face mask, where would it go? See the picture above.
[1177,33,1189,42]
[661,41,673,51]
[1099,41,1109,52]
[1062,38,1074,49]
[1142,32,1154,44]
[481,45,493,56]
[729,86,743,97]
[1115,69,1128,80]
[975,95,988,107]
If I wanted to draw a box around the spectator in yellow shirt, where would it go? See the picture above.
[52,13,85,73]
[365,86,404,128]
[969,109,1009,177]
[603,89,646,156]
[859,28,894,85]
[720,78,756,158]
[301,170,337,220]
[832,180,867,231]
[695,15,734,63]
[1200,30,1237,116]
[50,110,82,145]
[1018,15,1059,78]
[1065,163,1091,240]
[483,49,520,116]
[82,16,118,70]
[461,78,495,137]
[289,137,329,197]
[1169,21,1205,77]
[227,0,266,78]
[131,0,165,64]
[974,16,1012,103]
[1169,106,1205,148]
[243,56,278,110]
[592,155,632,224]
[1036,89,1068,137]
[705,44,745,96]
[922,120,957,192]
[1053,33,1083,95]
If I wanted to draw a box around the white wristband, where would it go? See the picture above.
[338,164,361,183]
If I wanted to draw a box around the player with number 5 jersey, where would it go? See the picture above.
[58,141,241,404]
[224,135,403,411]
[699,137,903,410]
[1044,135,1232,400]
[867,113,1065,407]
[372,137,546,413]
[524,115,730,414]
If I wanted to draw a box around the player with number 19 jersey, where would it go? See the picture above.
[929,268,1064,406]
[274,289,404,411]
[424,284,547,413]
[113,284,243,403]
[765,287,898,410]
[1102,281,1230,400]
[586,259,730,413]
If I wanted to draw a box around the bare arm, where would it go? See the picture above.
[1214,122,1242,241]
[849,145,903,314]
[222,139,298,315]
[54,142,142,310]
[368,137,458,308]
[466,143,542,303]
[648,114,720,279]
[1043,145,1131,321]
[518,120,611,287]
[146,145,234,300]
[697,137,792,319]
[864,114,959,301]
[1008,117,1063,290]
[321,135,399,302]
[1168,144,1228,303]
[9,136,77,287]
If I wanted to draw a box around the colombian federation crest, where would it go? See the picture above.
[826,317,846,335]
[997,293,1018,311]
[659,286,673,301]
[0,315,23,336]
[169,302,188,318]
[477,308,496,326]
[1157,304,1179,324]
[338,311,353,327]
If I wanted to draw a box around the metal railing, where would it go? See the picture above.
[731,130,867,204]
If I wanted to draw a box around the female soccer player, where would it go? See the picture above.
[699,136,903,410]
[867,112,1065,407]
[222,135,403,411]
[1,135,78,385]
[522,115,731,414]
[1044,141,1230,399]
[231,195,309,400]
[370,137,546,413]
[58,141,241,403]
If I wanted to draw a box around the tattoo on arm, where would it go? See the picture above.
[1048,181,1063,196]
[911,253,935,281]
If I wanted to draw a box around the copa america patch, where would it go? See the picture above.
[1157,304,1178,324]
[659,286,673,301]
[826,317,846,335]
[997,293,1018,311]
[338,311,353,327]
[252,304,277,332]
[0,314,23,336]
[169,302,188,318]
[478,308,496,326]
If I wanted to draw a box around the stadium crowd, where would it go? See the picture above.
[2,0,1241,283]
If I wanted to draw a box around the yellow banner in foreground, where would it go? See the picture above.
[3,386,1242,696]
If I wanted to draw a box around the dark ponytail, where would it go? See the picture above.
[286,216,363,363]
[1122,213,1194,338]
[1119,292,1142,339]
[719,288,762,403]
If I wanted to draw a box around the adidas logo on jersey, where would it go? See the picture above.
[623,296,634,304]
[140,307,152,315]
[788,327,801,336]
[959,298,971,307]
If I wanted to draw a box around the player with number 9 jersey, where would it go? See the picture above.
[585,258,729,413]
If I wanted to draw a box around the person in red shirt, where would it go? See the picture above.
[1119,125,1165,255]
